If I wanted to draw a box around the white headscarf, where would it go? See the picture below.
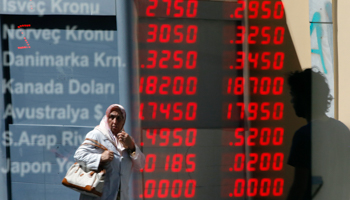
[95,104,126,151]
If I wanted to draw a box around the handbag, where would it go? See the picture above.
[62,138,108,197]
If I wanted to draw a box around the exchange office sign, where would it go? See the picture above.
[2,16,121,126]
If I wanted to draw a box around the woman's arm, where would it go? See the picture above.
[74,131,104,170]
[129,145,145,170]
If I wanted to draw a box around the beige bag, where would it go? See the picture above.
[62,138,108,197]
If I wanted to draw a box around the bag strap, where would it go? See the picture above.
[82,138,108,151]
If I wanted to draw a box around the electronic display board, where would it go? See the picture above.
[135,0,304,199]
[0,0,309,199]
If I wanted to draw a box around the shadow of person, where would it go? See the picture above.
[286,68,350,200]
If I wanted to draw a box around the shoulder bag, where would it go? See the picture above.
[62,138,108,197]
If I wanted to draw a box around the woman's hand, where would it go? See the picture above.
[117,130,135,151]
[100,150,114,163]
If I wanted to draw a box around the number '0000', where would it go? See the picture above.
[142,179,196,198]
[232,178,284,197]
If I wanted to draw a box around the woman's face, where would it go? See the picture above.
[108,109,125,134]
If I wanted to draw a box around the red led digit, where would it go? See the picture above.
[273,77,284,95]
[159,128,170,146]
[234,0,246,19]
[260,178,271,196]
[165,155,170,171]
[236,51,245,69]
[227,103,233,120]
[261,102,270,120]
[185,102,197,120]
[273,52,284,70]
[158,180,170,198]
[249,52,259,69]
[159,50,171,68]
[227,78,233,94]
[248,1,259,19]
[272,153,284,171]
[148,102,157,119]
[247,178,258,197]
[260,153,271,171]
[274,1,284,19]
[162,0,171,16]
[274,27,285,44]
[272,102,284,120]
[159,103,171,119]
[234,128,244,146]
[147,50,157,68]
[247,153,258,171]
[174,50,183,66]
[145,154,156,172]
[172,154,183,172]
[247,128,258,146]
[234,153,245,171]
[147,24,158,42]
[236,26,245,44]
[146,76,157,94]
[273,128,284,145]
[248,102,258,120]
[234,77,244,95]
[261,26,271,44]
[139,103,145,120]
[186,51,197,69]
[237,102,245,120]
[144,180,156,198]
[174,25,184,43]
[171,180,183,198]
[186,77,197,95]
[185,128,197,146]
[248,26,259,44]
[261,52,271,70]
[250,77,258,94]
[260,128,271,146]
[146,0,158,17]
[234,179,245,197]
[139,77,144,93]
[174,0,184,17]
[160,24,171,43]
[186,25,198,43]
[273,178,284,196]
[146,129,156,145]
[173,128,183,146]
[173,102,183,120]
[185,154,196,172]
[261,1,271,19]
[159,76,171,95]
[173,76,184,95]
[184,180,196,198]
[186,0,198,18]
[260,77,271,95]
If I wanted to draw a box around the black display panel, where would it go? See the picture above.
[135,0,303,199]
